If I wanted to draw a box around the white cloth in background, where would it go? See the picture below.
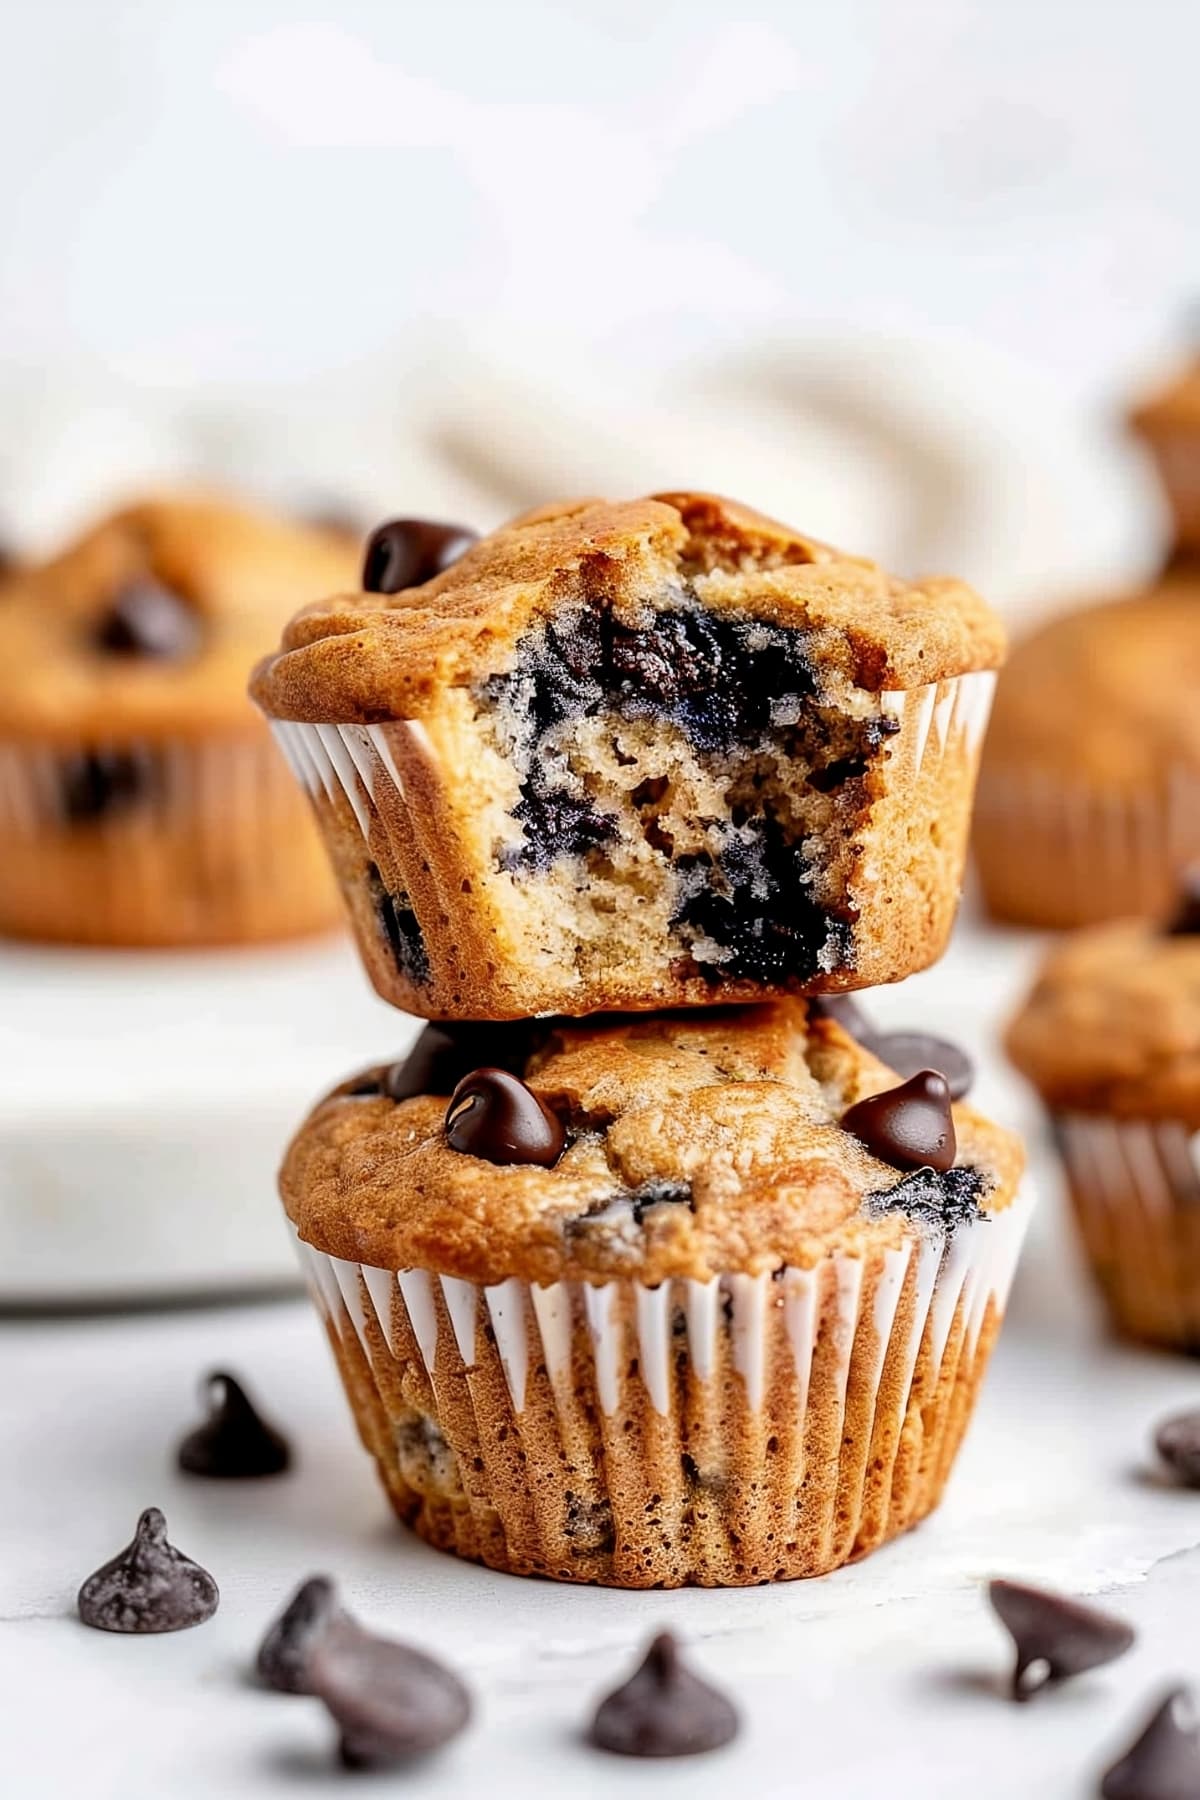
[0,333,1151,626]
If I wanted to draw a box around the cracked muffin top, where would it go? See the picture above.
[1007,914,1200,1121]
[281,1002,1024,1285]
[250,492,1005,725]
[0,494,360,741]
[983,576,1200,788]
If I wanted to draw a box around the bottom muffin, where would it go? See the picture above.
[1008,905,1200,1352]
[282,1004,1028,1586]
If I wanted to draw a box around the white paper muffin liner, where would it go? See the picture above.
[0,731,336,944]
[271,667,995,1009]
[290,1182,1032,1587]
[975,762,1200,927]
[1055,1111,1200,1349]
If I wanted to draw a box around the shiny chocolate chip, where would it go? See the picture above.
[362,519,479,595]
[988,1579,1134,1701]
[256,1575,346,1694]
[309,1623,472,1767]
[385,1021,543,1102]
[842,1069,956,1173]
[91,577,203,660]
[869,1031,974,1102]
[445,1067,566,1167]
[1165,871,1200,937]
[177,1371,291,1479]
[59,748,148,824]
[589,1631,739,1758]
[1154,1409,1200,1487]
[77,1507,219,1634]
[1102,1687,1200,1799]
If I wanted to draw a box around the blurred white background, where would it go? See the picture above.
[1,0,1197,608]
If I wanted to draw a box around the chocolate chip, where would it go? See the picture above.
[445,1067,566,1167]
[308,1623,472,1767]
[810,995,875,1041]
[1154,1409,1200,1487]
[91,578,203,660]
[869,1031,974,1101]
[177,1371,291,1479]
[842,1069,956,1173]
[384,1021,544,1101]
[1165,871,1200,936]
[77,1507,219,1634]
[589,1631,739,1758]
[1102,1687,1200,1799]
[988,1579,1135,1701]
[256,1575,346,1694]
[362,519,478,594]
[59,748,148,824]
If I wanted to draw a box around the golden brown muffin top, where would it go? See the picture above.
[0,494,360,742]
[1007,916,1200,1120]
[983,575,1200,788]
[251,492,1005,725]
[281,1003,1024,1285]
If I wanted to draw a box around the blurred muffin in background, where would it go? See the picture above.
[0,494,359,947]
[1007,883,1200,1352]
[974,355,1200,928]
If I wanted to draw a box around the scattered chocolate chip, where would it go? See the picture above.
[309,1622,472,1767]
[589,1631,739,1758]
[868,1031,974,1101]
[77,1507,218,1634]
[362,519,479,595]
[91,577,203,660]
[177,1371,291,1479]
[842,1069,956,1172]
[444,1067,566,1167]
[256,1575,346,1694]
[1165,871,1200,936]
[1102,1687,1200,1799]
[988,1579,1135,1701]
[1154,1409,1200,1487]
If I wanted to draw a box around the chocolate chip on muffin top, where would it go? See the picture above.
[282,1002,1022,1286]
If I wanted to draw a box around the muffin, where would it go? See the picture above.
[0,494,359,946]
[1130,352,1200,564]
[1007,895,1200,1351]
[282,1002,1028,1587]
[974,574,1200,928]
[252,492,1005,1020]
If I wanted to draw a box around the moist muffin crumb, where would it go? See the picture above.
[254,491,1004,1017]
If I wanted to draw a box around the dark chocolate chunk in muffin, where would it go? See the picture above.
[91,577,202,660]
[366,861,429,988]
[59,748,151,825]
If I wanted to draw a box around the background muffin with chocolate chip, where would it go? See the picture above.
[284,1001,1028,1588]
[0,493,359,945]
[1007,880,1200,1351]
[253,492,1004,1020]
[975,354,1200,929]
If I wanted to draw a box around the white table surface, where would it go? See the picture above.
[5,916,1200,1799]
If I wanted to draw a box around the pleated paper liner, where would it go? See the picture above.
[975,762,1200,929]
[0,731,340,946]
[293,1186,1032,1588]
[1055,1112,1200,1351]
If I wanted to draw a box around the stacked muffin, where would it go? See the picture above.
[252,492,1029,1587]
